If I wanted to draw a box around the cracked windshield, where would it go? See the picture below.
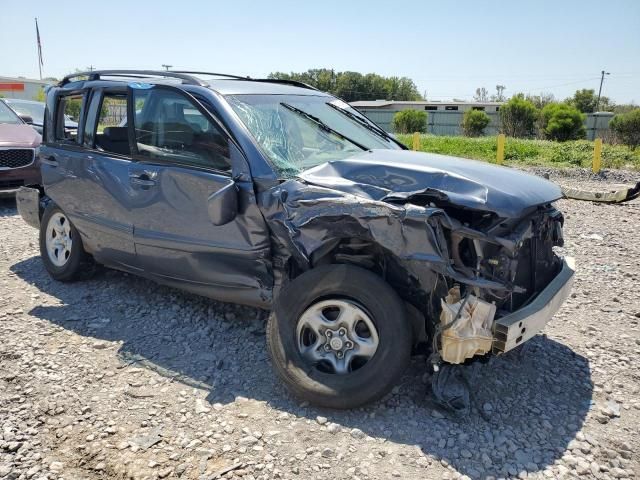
[227,95,400,177]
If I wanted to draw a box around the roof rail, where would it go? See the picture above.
[59,70,209,86]
[250,78,318,91]
[170,70,251,80]
[59,70,319,91]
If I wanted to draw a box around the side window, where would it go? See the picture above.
[55,94,84,143]
[132,88,231,172]
[92,93,130,156]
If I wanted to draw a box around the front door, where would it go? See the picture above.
[127,85,272,307]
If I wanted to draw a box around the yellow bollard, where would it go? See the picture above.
[592,138,603,173]
[496,134,505,165]
[412,132,420,151]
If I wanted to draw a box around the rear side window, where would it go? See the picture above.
[93,93,129,156]
[55,94,84,143]
[131,88,230,172]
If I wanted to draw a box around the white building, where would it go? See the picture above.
[0,76,54,100]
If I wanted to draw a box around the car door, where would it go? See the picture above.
[127,84,272,307]
[41,86,137,269]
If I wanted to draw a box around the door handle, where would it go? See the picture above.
[129,172,157,187]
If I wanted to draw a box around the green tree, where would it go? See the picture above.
[568,88,614,113]
[392,110,427,134]
[462,110,490,137]
[540,103,585,141]
[500,94,538,138]
[268,69,422,102]
[609,109,640,149]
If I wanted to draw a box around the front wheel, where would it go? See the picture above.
[39,204,91,281]
[267,264,412,409]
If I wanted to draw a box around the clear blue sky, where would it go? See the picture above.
[2,0,639,103]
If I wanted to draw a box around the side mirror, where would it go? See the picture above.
[207,179,238,226]
[19,114,33,124]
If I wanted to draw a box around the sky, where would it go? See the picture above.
[1,0,639,103]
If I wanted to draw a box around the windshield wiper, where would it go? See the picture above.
[280,102,368,151]
[325,101,392,142]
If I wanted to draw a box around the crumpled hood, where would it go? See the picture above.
[298,149,563,218]
[0,123,41,148]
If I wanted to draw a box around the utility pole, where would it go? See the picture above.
[596,70,610,112]
[162,64,173,71]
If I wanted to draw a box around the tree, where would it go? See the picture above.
[609,109,640,149]
[569,89,597,113]
[462,110,490,137]
[392,110,427,134]
[499,94,538,137]
[474,87,488,102]
[568,88,614,113]
[540,103,585,141]
[525,92,555,109]
[491,85,506,102]
[268,69,423,102]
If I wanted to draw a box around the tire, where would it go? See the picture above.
[267,264,412,409]
[39,204,92,282]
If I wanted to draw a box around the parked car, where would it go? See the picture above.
[2,98,78,135]
[16,70,574,408]
[0,99,41,197]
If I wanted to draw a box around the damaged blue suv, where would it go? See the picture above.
[17,70,574,408]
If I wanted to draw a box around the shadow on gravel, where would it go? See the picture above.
[0,198,17,217]
[12,255,593,479]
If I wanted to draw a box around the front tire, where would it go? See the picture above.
[39,204,91,282]
[267,264,412,409]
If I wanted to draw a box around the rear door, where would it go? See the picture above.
[127,84,272,306]
[42,86,137,269]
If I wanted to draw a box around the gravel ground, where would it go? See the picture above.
[1,168,639,480]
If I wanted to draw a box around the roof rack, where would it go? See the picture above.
[249,78,318,91]
[59,69,319,91]
[59,70,210,86]
[170,70,251,80]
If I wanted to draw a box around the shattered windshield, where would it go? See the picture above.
[227,94,400,177]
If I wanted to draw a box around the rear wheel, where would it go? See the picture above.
[39,204,91,281]
[267,264,412,408]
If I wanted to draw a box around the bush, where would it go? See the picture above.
[392,110,427,134]
[500,95,538,138]
[462,110,490,137]
[540,103,585,141]
[610,109,640,149]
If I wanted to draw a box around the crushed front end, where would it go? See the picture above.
[431,203,575,363]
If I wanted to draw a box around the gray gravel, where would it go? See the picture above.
[1,168,639,480]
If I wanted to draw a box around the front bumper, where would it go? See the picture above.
[492,256,575,353]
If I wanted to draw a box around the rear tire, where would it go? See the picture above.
[39,204,92,282]
[267,264,412,409]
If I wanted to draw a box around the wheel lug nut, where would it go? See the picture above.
[324,344,331,351]
[346,341,353,349]
[338,328,346,336]
[337,351,344,359]
[326,331,332,337]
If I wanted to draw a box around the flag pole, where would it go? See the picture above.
[35,18,42,80]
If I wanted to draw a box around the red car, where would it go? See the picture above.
[0,99,41,197]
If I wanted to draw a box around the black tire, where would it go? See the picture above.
[39,204,92,282]
[267,264,412,409]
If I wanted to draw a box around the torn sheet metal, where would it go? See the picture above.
[261,179,513,296]
[439,286,496,364]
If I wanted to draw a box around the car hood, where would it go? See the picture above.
[0,123,41,148]
[297,149,563,218]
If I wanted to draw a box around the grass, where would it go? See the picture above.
[396,134,640,170]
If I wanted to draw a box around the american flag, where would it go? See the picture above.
[35,18,43,68]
